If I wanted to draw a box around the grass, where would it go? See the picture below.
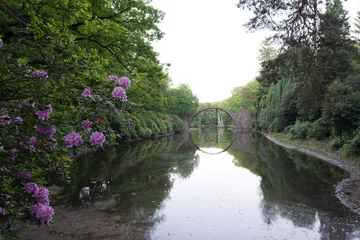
[270,133,360,164]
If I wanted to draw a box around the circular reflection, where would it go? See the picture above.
[189,129,236,155]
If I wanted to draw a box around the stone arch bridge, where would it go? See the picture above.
[185,107,253,132]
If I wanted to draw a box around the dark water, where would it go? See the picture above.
[66,129,360,240]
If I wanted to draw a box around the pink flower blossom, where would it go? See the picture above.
[18,171,31,180]
[82,88,93,97]
[29,202,42,214]
[118,77,131,88]
[89,131,106,147]
[33,204,54,223]
[36,124,56,137]
[0,207,5,215]
[108,74,118,82]
[33,187,50,205]
[24,182,39,194]
[64,132,83,148]
[112,87,127,100]
[0,39,3,48]
[14,116,23,123]
[35,110,50,120]
[82,120,92,132]
[32,70,48,79]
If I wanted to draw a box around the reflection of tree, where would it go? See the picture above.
[189,128,235,150]
[61,133,200,238]
[229,134,360,239]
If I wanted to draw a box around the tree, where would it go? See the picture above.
[258,39,277,63]
[236,0,326,49]
[166,84,199,117]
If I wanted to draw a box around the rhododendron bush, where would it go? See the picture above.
[0,0,191,238]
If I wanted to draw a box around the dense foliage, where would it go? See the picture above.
[0,0,198,238]
[221,0,360,158]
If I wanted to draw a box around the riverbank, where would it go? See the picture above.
[264,133,360,215]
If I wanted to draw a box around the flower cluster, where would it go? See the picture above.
[82,88,93,97]
[108,74,130,101]
[108,74,118,82]
[36,124,56,137]
[18,171,31,181]
[112,87,127,100]
[64,132,83,148]
[89,131,106,147]
[32,70,48,80]
[118,77,131,88]
[24,183,54,223]
[0,38,3,48]
[35,105,52,121]
[82,120,92,132]
[20,136,37,153]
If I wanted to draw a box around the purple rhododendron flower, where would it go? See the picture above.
[28,136,37,146]
[0,207,5,215]
[0,39,3,48]
[14,116,23,123]
[0,114,11,126]
[118,77,131,88]
[29,202,42,214]
[33,187,50,205]
[36,124,56,138]
[32,70,48,79]
[8,148,16,158]
[94,117,101,125]
[35,110,50,121]
[24,182,39,194]
[64,132,83,148]
[108,74,118,82]
[112,87,127,100]
[89,131,106,147]
[82,120,92,132]
[82,88,93,97]
[0,146,3,151]
[35,204,54,223]
[19,171,31,180]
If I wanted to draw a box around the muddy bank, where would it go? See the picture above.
[20,198,150,240]
[265,135,360,215]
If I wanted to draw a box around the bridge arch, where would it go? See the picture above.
[188,107,236,127]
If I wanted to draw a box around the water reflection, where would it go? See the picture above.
[61,129,360,240]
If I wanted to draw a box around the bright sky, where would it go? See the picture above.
[151,0,360,103]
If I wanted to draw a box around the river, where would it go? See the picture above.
[22,129,360,240]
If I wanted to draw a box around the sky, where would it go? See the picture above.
[151,0,360,103]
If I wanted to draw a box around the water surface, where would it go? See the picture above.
[66,129,360,240]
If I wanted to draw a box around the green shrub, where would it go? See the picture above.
[344,130,360,156]
[286,121,311,140]
[307,118,330,140]
[330,137,345,151]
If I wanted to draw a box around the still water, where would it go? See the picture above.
[67,129,360,240]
